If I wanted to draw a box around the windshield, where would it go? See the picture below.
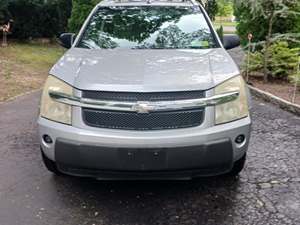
[76,6,218,49]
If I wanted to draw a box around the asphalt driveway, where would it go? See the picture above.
[0,90,299,225]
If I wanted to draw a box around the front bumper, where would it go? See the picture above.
[56,138,233,179]
[38,116,251,178]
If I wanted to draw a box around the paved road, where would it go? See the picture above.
[0,91,299,225]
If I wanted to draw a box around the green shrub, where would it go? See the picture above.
[247,41,300,81]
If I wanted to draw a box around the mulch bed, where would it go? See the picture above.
[248,77,300,106]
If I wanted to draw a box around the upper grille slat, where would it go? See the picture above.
[81,90,205,131]
[82,90,205,102]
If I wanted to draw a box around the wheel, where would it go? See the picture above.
[41,149,62,175]
[227,154,247,176]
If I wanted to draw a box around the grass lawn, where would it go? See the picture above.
[0,43,64,102]
[213,21,237,27]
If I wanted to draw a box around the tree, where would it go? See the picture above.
[217,0,233,18]
[235,0,300,46]
[0,0,72,39]
[68,0,99,33]
[0,0,10,24]
[203,0,218,21]
[56,0,73,34]
[235,0,300,82]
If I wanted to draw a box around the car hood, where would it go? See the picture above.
[50,48,240,92]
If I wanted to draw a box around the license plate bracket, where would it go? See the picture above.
[119,149,167,171]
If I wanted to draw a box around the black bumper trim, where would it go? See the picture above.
[55,138,234,179]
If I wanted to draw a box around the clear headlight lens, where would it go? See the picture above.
[40,75,72,125]
[215,76,249,125]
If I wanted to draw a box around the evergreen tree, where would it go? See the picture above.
[235,0,300,82]
[234,0,300,47]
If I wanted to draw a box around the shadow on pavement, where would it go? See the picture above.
[50,175,241,224]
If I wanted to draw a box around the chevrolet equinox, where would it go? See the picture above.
[38,0,252,179]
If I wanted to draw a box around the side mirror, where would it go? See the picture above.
[223,34,240,50]
[59,33,76,49]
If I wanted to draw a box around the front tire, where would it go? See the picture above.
[41,149,62,175]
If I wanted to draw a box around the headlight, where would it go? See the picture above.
[215,76,249,125]
[40,75,73,125]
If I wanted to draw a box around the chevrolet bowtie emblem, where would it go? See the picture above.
[132,102,154,114]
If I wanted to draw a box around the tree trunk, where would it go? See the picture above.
[292,57,300,103]
[263,14,275,83]
[263,40,271,83]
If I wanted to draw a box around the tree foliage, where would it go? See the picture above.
[68,0,100,33]
[235,0,300,82]
[0,0,10,23]
[217,0,233,17]
[0,0,72,39]
[203,0,218,21]
[234,0,300,47]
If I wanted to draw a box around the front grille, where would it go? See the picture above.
[81,90,205,131]
[83,108,204,130]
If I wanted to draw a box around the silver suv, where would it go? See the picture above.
[38,0,251,180]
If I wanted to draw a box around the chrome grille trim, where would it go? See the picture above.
[49,90,239,113]
[82,90,205,102]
